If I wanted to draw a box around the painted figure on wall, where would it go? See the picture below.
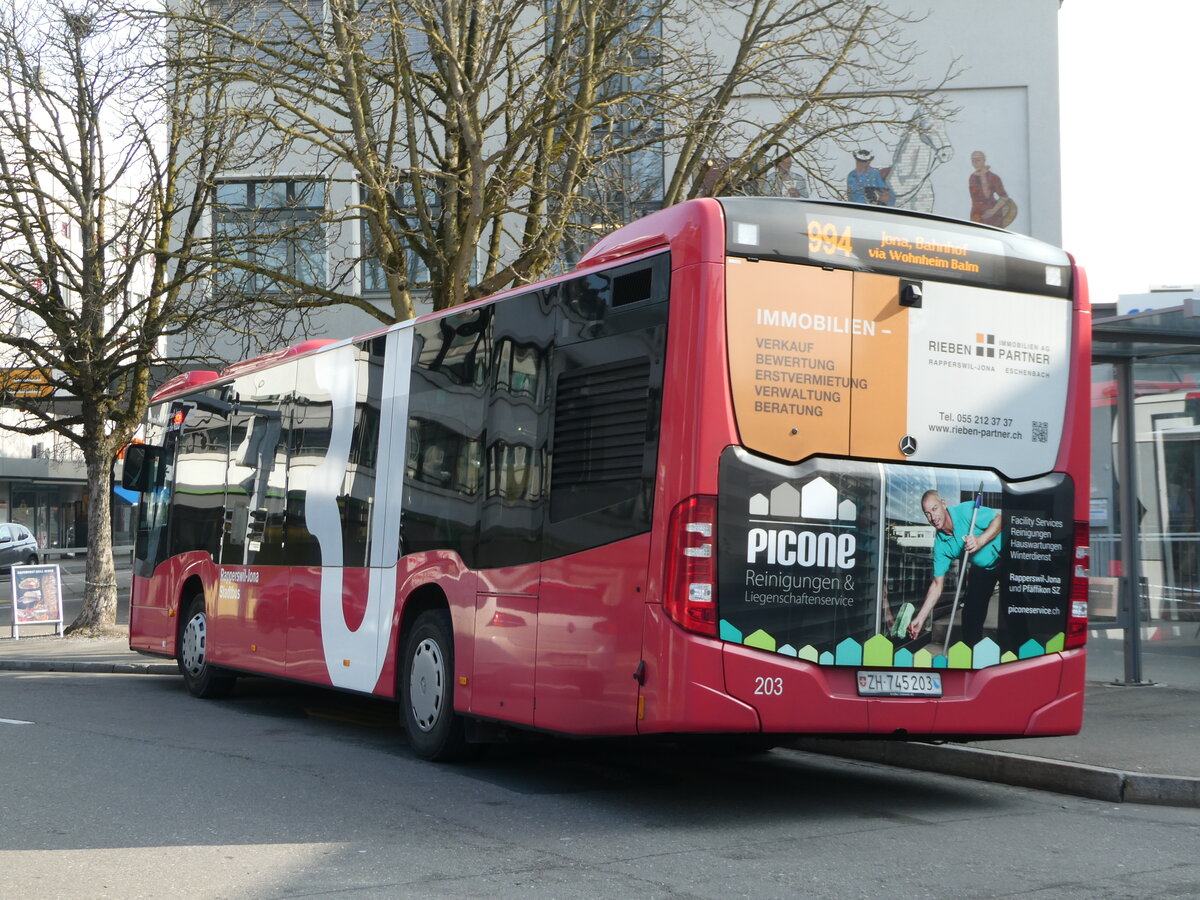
[845,149,893,206]
[883,116,954,213]
[968,150,1017,228]
[763,155,809,198]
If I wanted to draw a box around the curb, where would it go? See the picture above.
[790,738,1200,809]
[0,659,178,676]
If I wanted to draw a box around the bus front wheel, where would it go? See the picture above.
[400,609,470,761]
[178,593,236,699]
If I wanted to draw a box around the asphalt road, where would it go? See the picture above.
[1,670,1197,899]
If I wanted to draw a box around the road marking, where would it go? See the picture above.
[0,717,34,725]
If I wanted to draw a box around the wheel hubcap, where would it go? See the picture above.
[409,638,445,732]
[181,611,207,678]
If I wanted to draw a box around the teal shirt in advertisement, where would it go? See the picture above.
[931,501,1001,576]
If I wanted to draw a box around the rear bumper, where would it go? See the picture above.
[723,641,1084,737]
[639,606,1085,738]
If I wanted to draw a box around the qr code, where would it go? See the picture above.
[1032,420,1048,443]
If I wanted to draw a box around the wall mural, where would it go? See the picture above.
[839,87,1031,235]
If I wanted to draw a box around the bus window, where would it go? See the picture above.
[286,379,332,566]
[169,405,228,561]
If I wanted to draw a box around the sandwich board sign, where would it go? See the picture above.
[10,564,64,638]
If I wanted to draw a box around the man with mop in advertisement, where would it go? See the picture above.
[909,485,1004,648]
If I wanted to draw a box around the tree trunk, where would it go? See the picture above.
[66,449,118,634]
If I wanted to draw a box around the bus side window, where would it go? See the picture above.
[543,258,668,558]
[222,404,266,564]
[285,384,332,566]
[225,365,292,567]
[560,271,609,339]
[558,255,669,345]
[612,266,653,307]
[403,310,490,564]
[169,402,228,561]
[477,290,553,569]
[340,339,385,568]
[282,343,381,570]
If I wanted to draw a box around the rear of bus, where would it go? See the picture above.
[611,197,1089,740]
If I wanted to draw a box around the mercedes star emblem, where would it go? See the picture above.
[899,434,918,456]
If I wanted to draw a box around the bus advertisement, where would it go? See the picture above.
[124,197,1090,759]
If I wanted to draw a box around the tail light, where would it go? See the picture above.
[664,495,718,637]
[1066,522,1089,649]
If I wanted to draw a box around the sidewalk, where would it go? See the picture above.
[1,626,1197,807]
[0,629,174,675]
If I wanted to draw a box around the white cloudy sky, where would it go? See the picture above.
[1058,2,1200,305]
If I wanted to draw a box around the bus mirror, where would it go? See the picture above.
[121,445,160,493]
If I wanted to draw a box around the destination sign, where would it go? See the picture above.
[721,198,1073,299]
[804,213,1001,282]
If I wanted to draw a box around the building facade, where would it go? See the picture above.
[169,0,1067,364]
[0,425,88,551]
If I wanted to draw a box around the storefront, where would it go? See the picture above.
[2,479,86,551]
[0,448,88,552]
[0,476,134,553]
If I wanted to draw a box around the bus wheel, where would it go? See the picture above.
[178,593,235,699]
[401,609,469,761]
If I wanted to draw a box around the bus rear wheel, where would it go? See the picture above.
[401,609,470,761]
[178,593,236,699]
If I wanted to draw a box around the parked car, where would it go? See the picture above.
[0,523,39,573]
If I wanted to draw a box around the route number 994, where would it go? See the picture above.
[754,676,784,696]
[808,220,853,258]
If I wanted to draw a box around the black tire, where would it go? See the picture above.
[400,609,470,761]
[178,593,236,699]
[26,554,37,565]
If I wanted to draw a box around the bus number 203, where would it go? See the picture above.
[754,676,784,695]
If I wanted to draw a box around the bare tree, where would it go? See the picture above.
[168,0,675,318]
[0,0,271,631]
[166,0,954,322]
[662,0,956,204]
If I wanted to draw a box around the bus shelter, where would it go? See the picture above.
[1091,303,1200,684]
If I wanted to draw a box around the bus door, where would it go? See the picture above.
[215,365,294,676]
[127,426,180,654]
[285,340,394,692]
[161,397,230,652]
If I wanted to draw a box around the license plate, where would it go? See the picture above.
[856,670,943,697]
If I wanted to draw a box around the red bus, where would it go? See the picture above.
[123,197,1090,759]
